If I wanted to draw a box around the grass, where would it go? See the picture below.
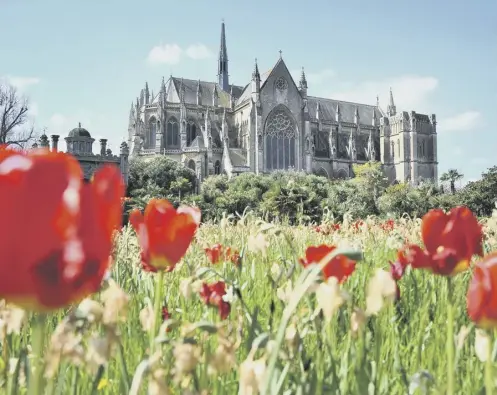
[2,212,496,394]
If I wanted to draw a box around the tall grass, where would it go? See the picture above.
[4,213,496,394]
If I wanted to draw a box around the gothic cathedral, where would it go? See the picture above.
[127,21,438,185]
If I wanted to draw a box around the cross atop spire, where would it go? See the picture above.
[279,50,283,59]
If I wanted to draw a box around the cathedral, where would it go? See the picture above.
[127,21,438,185]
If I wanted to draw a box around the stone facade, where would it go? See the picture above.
[32,124,130,184]
[128,22,438,185]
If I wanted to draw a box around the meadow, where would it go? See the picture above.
[3,208,497,395]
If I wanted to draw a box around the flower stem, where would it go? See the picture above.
[446,278,455,395]
[28,314,47,395]
[486,334,493,395]
[149,270,165,354]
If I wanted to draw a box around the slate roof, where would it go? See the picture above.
[228,149,247,167]
[236,68,273,106]
[307,96,382,126]
[152,77,244,108]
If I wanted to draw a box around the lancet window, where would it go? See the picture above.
[166,117,180,148]
[264,106,296,171]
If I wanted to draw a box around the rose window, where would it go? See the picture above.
[275,77,288,92]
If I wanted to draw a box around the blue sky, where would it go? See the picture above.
[1,0,495,183]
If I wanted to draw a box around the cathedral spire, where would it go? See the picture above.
[299,67,308,90]
[252,58,260,81]
[145,82,150,104]
[161,76,166,93]
[217,19,229,92]
[387,87,396,116]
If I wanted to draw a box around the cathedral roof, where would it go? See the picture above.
[162,77,244,107]
[307,97,382,125]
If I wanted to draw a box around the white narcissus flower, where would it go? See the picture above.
[139,302,154,333]
[179,277,193,300]
[247,233,269,257]
[475,329,491,362]
[239,355,267,395]
[315,277,348,321]
[365,269,397,316]
[456,326,471,351]
[222,285,235,303]
[350,308,367,335]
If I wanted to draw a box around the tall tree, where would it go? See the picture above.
[0,82,36,148]
[440,169,464,194]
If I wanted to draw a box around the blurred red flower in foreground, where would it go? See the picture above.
[0,146,124,311]
[129,199,201,272]
[467,253,497,329]
[299,245,356,283]
[200,281,230,319]
[205,244,241,266]
[401,206,483,276]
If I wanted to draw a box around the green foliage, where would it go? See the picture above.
[126,158,497,222]
[128,156,196,199]
[458,166,497,217]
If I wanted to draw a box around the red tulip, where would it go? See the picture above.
[0,146,124,311]
[299,245,356,283]
[199,281,230,319]
[129,199,201,272]
[467,253,497,329]
[402,206,483,276]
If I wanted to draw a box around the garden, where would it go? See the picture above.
[1,147,497,394]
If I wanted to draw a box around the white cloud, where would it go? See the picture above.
[326,75,439,110]
[147,43,214,65]
[147,44,183,65]
[439,111,481,132]
[185,44,213,60]
[2,76,40,91]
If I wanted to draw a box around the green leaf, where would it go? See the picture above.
[252,333,270,350]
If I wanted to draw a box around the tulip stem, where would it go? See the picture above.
[446,278,455,395]
[485,333,493,395]
[150,270,165,354]
[28,314,47,395]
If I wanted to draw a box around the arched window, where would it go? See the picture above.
[187,121,197,146]
[316,168,328,178]
[391,141,395,160]
[148,117,157,149]
[187,160,196,171]
[264,106,296,171]
[166,117,180,148]
[214,160,221,175]
[336,168,348,179]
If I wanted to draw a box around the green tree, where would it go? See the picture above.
[127,156,196,199]
[351,161,389,212]
[459,166,497,217]
[440,169,463,194]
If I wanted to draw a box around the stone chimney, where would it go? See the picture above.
[50,135,60,152]
[99,139,107,156]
